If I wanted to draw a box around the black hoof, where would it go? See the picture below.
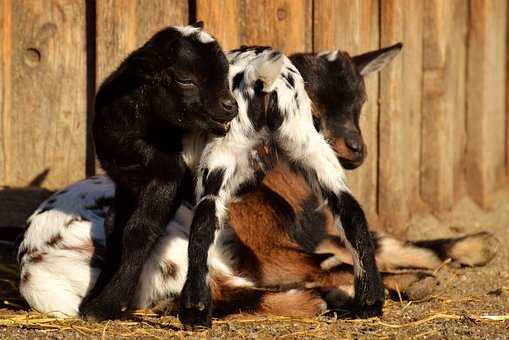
[351,300,384,318]
[79,298,123,322]
[352,275,385,318]
[179,281,212,329]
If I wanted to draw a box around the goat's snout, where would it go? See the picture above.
[327,129,366,170]
[345,135,363,153]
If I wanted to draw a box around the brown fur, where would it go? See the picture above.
[224,162,497,315]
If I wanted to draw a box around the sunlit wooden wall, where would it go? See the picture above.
[0,0,507,235]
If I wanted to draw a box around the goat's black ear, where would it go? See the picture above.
[193,21,204,29]
[352,42,402,77]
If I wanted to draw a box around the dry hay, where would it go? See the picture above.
[0,297,508,339]
[1,188,509,338]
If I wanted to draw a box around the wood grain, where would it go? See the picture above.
[0,0,87,189]
[313,0,380,226]
[96,0,188,86]
[197,0,312,54]
[421,0,468,211]
[466,0,507,207]
[196,0,241,50]
[0,0,11,185]
[379,0,423,235]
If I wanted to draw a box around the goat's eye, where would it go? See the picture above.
[175,78,197,89]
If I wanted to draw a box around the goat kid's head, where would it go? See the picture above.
[227,48,285,132]
[290,43,402,169]
[125,22,237,135]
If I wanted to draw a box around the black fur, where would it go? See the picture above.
[292,195,328,253]
[266,92,283,131]
[232,72,244,91]
[79,25,236,321]
[180,197,216,328]
[246,81,267,131]
[203,169,226,196]
[332,190,384,317]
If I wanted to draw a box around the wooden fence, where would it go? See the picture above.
[0,0,508,235]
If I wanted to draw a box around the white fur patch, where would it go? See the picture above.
[175,25,215,43]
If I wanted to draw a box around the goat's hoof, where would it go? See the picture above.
[353,275,385,318]
[351,300,384,318]
[179,304,212,329]
[179,282,212,329]
[80,299,121,322]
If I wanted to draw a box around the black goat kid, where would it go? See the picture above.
[80,23,237,320]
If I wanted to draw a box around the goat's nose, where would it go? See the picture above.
[345,136,363,153]
[221,99,237,114]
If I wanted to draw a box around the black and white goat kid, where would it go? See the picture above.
[80,23,238,321]
[180,47,384,328]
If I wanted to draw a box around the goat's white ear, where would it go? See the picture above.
[352,43,402,77]
[252,50,284,89]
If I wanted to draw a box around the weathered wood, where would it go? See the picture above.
[466,0,507,208]
[421,0,468,211]
[0,0,87,189]
[96,0,188,86]
[197,0,312,54]
[379,0,423,236]
[196,0,241,50]
[313,0,380,226]
[0,0,11,185]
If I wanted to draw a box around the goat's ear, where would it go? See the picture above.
[352,42,402,77]
[251,50,284,90]
[193,21,204,29]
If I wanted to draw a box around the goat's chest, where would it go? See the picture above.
[181,133,209,172]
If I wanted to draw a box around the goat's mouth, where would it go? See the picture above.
[209,117,233,135]
[339,156,364,170]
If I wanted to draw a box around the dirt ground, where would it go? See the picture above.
[0,188,508,339]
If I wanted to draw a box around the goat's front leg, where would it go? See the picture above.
[180,157,255,328]
[280,131,384,317]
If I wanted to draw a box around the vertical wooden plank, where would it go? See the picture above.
[0,0,87,189]
[0,0,11,185]
[451,1,469,203]
[96,0,188,86]
[466,0,507,207]
[196,0,241,51]
[379,0,423,235]
[421,0,468,211]
[197,0,312,54]
[313,0,380,226]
